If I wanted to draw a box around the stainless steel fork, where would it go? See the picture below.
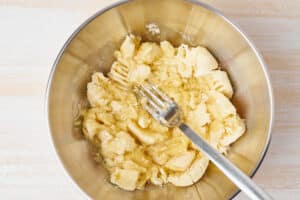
[108,63,272,199]
[134,82,272,200]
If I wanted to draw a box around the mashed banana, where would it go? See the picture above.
[82,35,245,191]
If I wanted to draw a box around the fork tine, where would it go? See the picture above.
[135,82,182,127]
[140,84,166,108]
[144,101,160,119]
[148,83,172,102]
[134,85,146,99]
[134,86,160,118]
[135,86,160,111]
[146,97,162,114]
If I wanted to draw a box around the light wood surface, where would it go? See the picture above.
[0,0,299,199]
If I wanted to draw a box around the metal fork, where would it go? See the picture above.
[108,63,271,199]
[134,82,272,200]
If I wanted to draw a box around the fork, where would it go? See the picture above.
[134,82,272,200]
[108,64,272,199]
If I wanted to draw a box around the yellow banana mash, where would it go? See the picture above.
[82,35,245,191]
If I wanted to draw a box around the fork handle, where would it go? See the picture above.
[179,123,272,200]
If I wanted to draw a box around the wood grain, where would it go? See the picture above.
[0,0,299,199]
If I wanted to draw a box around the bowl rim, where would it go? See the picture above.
[45,0,274,199]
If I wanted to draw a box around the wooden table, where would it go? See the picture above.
[1,0,299,199]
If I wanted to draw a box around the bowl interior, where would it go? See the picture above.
[47,0,272,199]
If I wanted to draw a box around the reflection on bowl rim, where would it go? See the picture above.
[45,0,274,199]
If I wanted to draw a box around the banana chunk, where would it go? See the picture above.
[165,151,196,172]
[120,35,140,58]
[160,41,175,57]
[98,130,113,144]
[122,160,147,173]
[208,120,224,149]
[167,156,209,187]
[192,47,218,77]
[101,131,136,156]
[128,121,164,145]
[187,103,211,130]
[206,70,233,98]
[137,111,151,128]
[128,64,151,84]
[110,168,140,191]
[206,91,236,120]
[150,166,167,186]
[87,73,112,107]
[135,42,162,64]
[82,119,102,140]
[221,115,246,146]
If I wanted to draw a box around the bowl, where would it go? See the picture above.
[46,0,274,199]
